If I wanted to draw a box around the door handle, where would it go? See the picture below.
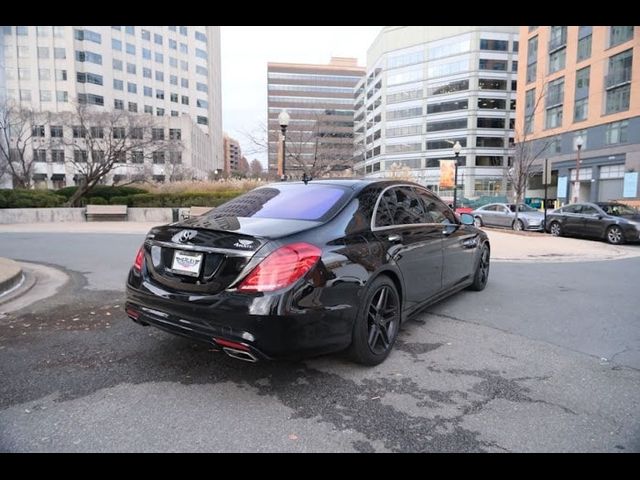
[387,234,402,243]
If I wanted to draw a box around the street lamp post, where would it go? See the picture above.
[278,109,290,181]
[452,141,462,211]
[573,135,584,203]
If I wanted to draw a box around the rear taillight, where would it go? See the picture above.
[236,242,321,293]
[133,245,145,273]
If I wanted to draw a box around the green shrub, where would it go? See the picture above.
[55,185,148,200]
[0,189,67,208]
[87,197,108,205]
[110,196,131,206]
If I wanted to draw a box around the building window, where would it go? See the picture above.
[50,126,63,138]
[549,48,566,73]
[549,26,567,51]
[40,90,52,102]
[195,31,207,42]
[171,111,179,117]
[127,63,136,74]
[131,151,144,163]
[155,52,164,63]
[577,35,592,62]
[170,75,178,85]
[546,77,565,108]
[127,82,137,94]
[56,91,68,102]
[54,48,66,59]
[476,137,504,148]
[196,65,208,76]
[144,86,152,97]
[113,59,123,71]
[512,60,518,72]
[114,99,124,110]
[154,33,163,45]
[156,108,165,116]
[182,96,190,105]
[143,67,152,79]
[170,93,178,103]
[125,26,134,35]
[51,150,65,163]
[609,26,634,47]
[605,120,628,145]
[181,78,189,88]
[75,51,102,64]
[90,127,104,138]
[37,47,50,59]
[78,94,104,106]
[156,89,164,100]
[144,105,153,115]
[153,151,165,164]
[477,118,505,129]
[179,26,187,36]
[113,127,126,139]
[545,105,563,129]
[478,79,507,90]
[114,79,124,90]
[480,39,508,51]
[74,151,88,163]
[426,138,466,150]
[169,39,177,50]
[155,71,164,82]
[605,85,631,114]
[526,63,537,84]
[142,48,151,60]
[112,38,122,51]
[573,98,589,122]
[32,125,45,137]
[152,128,164,140]
[141,29,150,41]
[574,98,588,122]
[77,72,103,85]
[128,102,138,113]
[196,82,208,93]
[169,128,181,140]
[477,98,506,110]
[197,116,208,126]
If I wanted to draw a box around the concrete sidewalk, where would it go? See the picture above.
[1,221,639,263]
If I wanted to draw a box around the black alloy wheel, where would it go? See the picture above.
[350,276,400,365]
[469,244,490,291]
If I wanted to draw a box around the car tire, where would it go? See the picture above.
[349,275,401,366]
[512,219,524,231]
[549,221,562,236]
[474,216,483,227]
[468,244,490,291]
[606,225,624,245]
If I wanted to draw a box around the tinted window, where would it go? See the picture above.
[581,205,599,215]
[207,185,350,222]
[562,205,582,214]
[374,187,425,227]
[481,205,499,212]
[414,188,456,224]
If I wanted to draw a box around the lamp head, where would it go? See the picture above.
[575,135,584,149]
[453,141,462,156]
[278,109,290,128]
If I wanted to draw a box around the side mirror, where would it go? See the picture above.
[460,213,474,225]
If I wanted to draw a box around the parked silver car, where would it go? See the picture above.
[471,203,545,231]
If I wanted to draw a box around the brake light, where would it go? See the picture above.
[133,245,145,272]
[237,242,321,293]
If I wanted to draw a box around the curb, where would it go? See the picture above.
[0,258,23,298]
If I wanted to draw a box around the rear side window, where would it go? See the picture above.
[206,185,351,222]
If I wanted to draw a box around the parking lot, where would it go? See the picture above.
[0,226,639,452]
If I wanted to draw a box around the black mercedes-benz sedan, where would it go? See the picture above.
[125,179,490,365]
[545,202,640,244]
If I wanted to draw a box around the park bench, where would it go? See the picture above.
[85,204,128,222]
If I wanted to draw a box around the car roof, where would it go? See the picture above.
[264,178,427,193]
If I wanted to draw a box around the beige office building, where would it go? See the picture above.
[516,26,640,203]
[267,57,365,178]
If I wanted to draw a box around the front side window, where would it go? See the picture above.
[415,188,456,224]
[374,187,425,228]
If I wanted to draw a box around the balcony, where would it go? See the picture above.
[605,68,632,89]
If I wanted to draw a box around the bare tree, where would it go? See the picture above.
[249,159,263,178]
[506,86,551,228]
[0,99,39,189]
[243,110,354,180]
[58,104,183,206]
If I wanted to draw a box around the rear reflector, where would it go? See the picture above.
[126,307,140,319]
[236,242,321,293]
[214,337,250,351]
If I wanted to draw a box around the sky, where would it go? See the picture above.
[220,26,383,168]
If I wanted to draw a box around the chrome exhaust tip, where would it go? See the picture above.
[222,347,258,363]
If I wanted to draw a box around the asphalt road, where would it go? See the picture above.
[1,232,639,452]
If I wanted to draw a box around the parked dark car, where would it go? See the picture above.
[125,179,490,365]
[471,203,545,231]
[545,202,640,244]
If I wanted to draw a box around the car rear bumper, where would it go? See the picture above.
[125,278,358,361]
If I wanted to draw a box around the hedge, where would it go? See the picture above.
[0,189,68,208]
[56,185,149,201]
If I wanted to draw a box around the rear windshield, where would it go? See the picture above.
[206,184,351,221]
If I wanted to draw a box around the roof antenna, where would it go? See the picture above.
[302,172,312,185]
